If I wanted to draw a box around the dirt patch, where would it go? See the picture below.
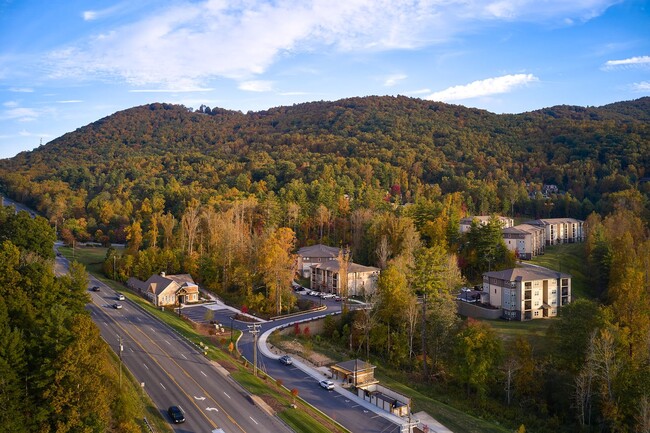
[259,394,284,413]
[270,338,334,367]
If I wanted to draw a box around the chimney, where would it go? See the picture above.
[160,271,166,277]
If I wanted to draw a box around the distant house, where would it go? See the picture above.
[311,260,380,297]
[483,267,571,321]
[459,215,514,233]
[127,272,199,307]
[502,223,546,259]
[296,244,341,278]
[525,218,584,245]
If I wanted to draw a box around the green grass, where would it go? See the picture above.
[279,409,337,433]
[529,243,590,298]
[481,317,555,355]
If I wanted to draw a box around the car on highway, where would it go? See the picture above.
[168,405,185,423]
[112,303,123,309]
[279,355,293,365]
[116,293,125,301]
[319,379,335,390]
[90,286,100,292]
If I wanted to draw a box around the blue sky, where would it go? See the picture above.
[1,0,649,159]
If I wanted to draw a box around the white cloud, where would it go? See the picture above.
[0,107,40,121]
[83,3,125,21]
[3,101,19,107]
[56,100,83,104]
[383,74,407,87]
[427,74,538,101]
[603,55,650,69]
[238,80,274,92]
[43,0,618,88]
[631,81,650,92]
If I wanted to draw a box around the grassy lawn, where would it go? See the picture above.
[481,317,555,355]
[60,245,347,433]
[529,243,590,298]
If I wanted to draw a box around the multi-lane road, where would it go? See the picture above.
[59,253,292,433]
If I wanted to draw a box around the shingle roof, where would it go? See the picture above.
[297,244,340,258]
[484,266,570,281]
[311,260,379,273]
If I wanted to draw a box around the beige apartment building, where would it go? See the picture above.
[483,267,571,321]
[310,260,380,297]
[526,218,584,245]
[459,215,515,233]
[502,223,546,259]
[296,244,340,278]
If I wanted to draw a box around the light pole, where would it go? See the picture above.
[113,254,116,281]
[230,315,234,343]
[247,323,261,377]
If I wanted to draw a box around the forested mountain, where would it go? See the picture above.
[1,96,648,235]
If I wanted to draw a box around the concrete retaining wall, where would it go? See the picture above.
[456,301,502,320]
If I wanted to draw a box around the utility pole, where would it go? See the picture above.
[118,335,123,388]
[113,254,116,281]
[247,323,261,377]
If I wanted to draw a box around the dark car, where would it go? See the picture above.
[168,405,185,423]
[279,355,293,365]
[90,286,100,292]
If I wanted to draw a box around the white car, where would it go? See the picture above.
[321,293,336,299]
[319,380,335,390]
[309,291,320,297]
[112,303,123,309]
[116,293,125,301]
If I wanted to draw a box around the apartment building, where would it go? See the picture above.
[459,215,515,233]
[310,260,380,297]
[502,223,546,259]
[483,267,571,321]
[526,218,585,245]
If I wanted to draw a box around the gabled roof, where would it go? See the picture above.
[297,244,340,258]
[332,359,375,374]
[484,266,571,282]
[526,218,583,225]
[311,260,379,274]
[502,223,544,235]
[143,273,197,295]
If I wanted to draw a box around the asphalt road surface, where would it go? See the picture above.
[185,296,402,433]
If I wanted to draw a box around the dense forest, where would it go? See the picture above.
[0,206,143,432]
[1,95,649,432]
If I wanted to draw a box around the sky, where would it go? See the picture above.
[1,0,649,159]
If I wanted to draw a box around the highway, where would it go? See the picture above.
[55,255,291,433]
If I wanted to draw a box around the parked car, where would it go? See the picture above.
[308,291,320,297]
[334,296,342,302]
[319,379,335,390]
[116,293,125,301]
[321,293,336,299]
[167,405,185,423]
[297,289,309,295]
[90,286,100,292]
[279,355,293,365]
[112,303,123,309]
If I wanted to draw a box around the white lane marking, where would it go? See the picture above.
[130,348,134,352]
[223,392,231,399]
[181,353,187,359]
[201,371,207,377]
[194,396,206,401]
[143,363,149,370]
[206,407,219,412]
[250,417,258,425]
[150,328,156,333]
[165,340,171,345]
[160,383,166,390]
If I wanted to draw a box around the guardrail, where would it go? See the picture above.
[143,417,155,433]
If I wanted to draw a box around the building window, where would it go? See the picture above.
[534,311,539,317]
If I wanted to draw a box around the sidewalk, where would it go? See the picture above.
[258,325,408,428]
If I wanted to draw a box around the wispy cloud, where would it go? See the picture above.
[603,55,650,69]
[239,80,274,92]
[0,107,40,121]
[631,81,650,92]
[43,1,618,88]
[383,74,407,87]
[56,100,83,104]
[405,88,431,95]
[427,74,538,101]
[83,3,125,21]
